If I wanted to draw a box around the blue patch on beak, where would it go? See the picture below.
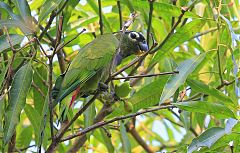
[139,42,148,52]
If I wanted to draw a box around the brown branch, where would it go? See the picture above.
[55,15,66,73]
[8,132,16,153]
[61,105,174,142]
[48,58,55,142]
[38,0,69,41]
[127,122,154,153]
[112,71,179,80]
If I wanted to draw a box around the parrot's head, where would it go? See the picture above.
[114,31,148,65]
[119,31,148,57]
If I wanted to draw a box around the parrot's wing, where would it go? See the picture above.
[54,33,119,103]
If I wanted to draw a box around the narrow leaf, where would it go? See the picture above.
[84,101,96,140]
[174,101,236,119]
[0,2,21,20]
[38,0,64,23]
[0,20,32,34]
[160,53,205,104]
[4,62,33,144]
[12,0,32,25]
[187,79,236,106]
[100,128,114,153]
[187,127,226,153]
[24,104,41,142]
[151,20,205,66]
[0,34,24,53]
[120,122,131,153]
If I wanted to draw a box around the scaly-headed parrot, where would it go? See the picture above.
[52,31,148,107]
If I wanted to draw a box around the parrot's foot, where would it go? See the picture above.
[98,82,109,92]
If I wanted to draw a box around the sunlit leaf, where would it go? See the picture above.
[187,127,226,153]
[160,53,205,104]
[120,121,131,153]
[38,0,64,23]
[174,101,236,119]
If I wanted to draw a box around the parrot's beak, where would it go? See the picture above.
[136,42,149,56]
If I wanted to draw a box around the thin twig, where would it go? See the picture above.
[56,28,86,52]
[38,0,69,41]
[190,27,218,40]
[171,0,177,27]
[48,58,55,142]
[60,105,174,142]
[98,0,103,35]
[117,0,122,30]
[147,0,154,46]
[112,71,179,80]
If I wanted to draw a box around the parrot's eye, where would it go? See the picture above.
[129,32,139,40]
[130,33,136,39]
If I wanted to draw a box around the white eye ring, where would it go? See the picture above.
[129,32,139,40]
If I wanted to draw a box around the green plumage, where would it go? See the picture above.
[52,31,148,106]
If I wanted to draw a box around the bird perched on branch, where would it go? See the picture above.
[52,31,148,107]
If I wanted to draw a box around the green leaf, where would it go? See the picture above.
[151,20,205,66]
[115,81,132,98]
[12,0,32,25]
[38,0,64,23]
[24,104,41,143]
[0,95,5,133]
[187,79,236,108]
[108,76,168,118]
[84,101,96,140]
[187,127,226,153]
[100,128,114,153]
[32,66,48,114]
[160,53,206,104]
[0,2,21,20]
[37,92,49,147]
[132,1,199,18]
[174,101,236,119]
[120,122,131,153]
[16,126,32,149]
[0,20,32,34]
[0,34,24,53]
[3,62,33,145]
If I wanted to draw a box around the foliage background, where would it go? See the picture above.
[0,0,239,152]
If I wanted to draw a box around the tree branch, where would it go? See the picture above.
[147,0,154,46]
[61,105,174,142]
[112,71,179,80]
[117,0,122,30]
[98,0,103,35]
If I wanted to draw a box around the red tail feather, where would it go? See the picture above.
[69,87,81,108]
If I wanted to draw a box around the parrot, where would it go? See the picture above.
[52,31,148,107]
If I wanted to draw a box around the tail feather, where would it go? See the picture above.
[69,86,81,108]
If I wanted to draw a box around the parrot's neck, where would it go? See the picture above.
[115,52,123,66]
